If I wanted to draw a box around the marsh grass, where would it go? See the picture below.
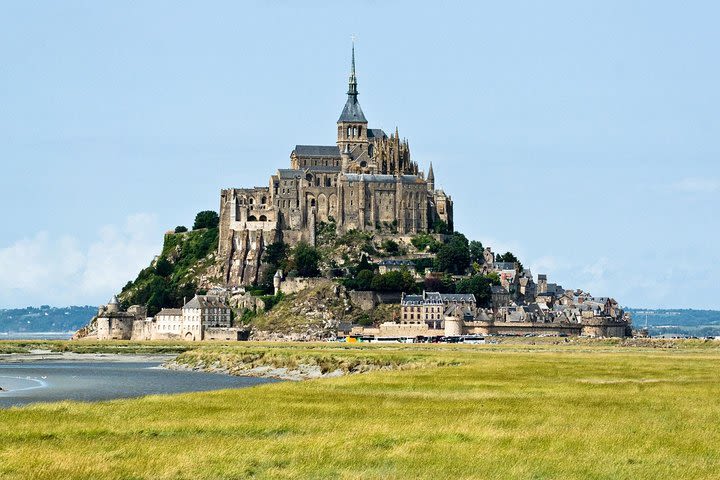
[1,342,720,479]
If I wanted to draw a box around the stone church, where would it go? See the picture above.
[218,45,454,286]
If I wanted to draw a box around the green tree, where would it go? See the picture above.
[381,239,400,255]
[497,251,523,271]
[434,233,470,274]
[370,270,417,293]
[154,257,173,277]
[192,210,219,230]
[469,240,484,264]
[456,274,501,308]
[293,242,321,277]
[356,269,374,290]
[174,225,188,233]
[432,219,450,234]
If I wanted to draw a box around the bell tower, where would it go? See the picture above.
[337,41,368,156]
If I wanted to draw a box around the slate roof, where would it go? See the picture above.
[367,128,386,139]
[401,292,476,305]
[338,97,367,123]
[278,169,303,179]
[157,308,182,316]
[344,173,423,184]
[293,145,341,157]
[307,165,341,173]
[183,295,226,310]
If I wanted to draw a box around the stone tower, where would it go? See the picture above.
[337,42,368,156]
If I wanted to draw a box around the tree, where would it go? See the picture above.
[434,233,470,274]
[192,210,219,230]
[456,274,500,308]
[370,270,416,293]
[174,225,188,233]
[293,242,320,277]
[356,269,374,290]
[381,239,400,255]
[469,240,484,264]
[154,257,173,277]
[432,219,450,234]
[497,251,523,272]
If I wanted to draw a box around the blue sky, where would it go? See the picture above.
[1,1,718,309]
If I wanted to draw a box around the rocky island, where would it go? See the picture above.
[77,45,631,343]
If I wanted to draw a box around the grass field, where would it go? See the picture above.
[1,341,720,479]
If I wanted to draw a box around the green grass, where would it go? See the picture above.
[2,342,720,479]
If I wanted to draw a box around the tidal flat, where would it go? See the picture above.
[0,340,719,479]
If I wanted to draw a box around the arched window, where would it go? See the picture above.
[353,126,357,137]
[247,215,257,221]
[261,196,267,204]
[248,198,254,205]
[311,199,316,207]
[259,215,267,221]
[347,126,352,137]
[358,126,362,136]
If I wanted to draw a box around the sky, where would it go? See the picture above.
[0,1,718,309]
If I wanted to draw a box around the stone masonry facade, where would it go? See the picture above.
[218,45,453,287]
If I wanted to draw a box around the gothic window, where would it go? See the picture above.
[311,199,316,207]
[248,198,254,205]
[261,196,267,204]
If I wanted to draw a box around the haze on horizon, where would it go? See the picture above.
[1,1,718,310]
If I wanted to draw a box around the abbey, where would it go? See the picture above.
[218,46,453,286]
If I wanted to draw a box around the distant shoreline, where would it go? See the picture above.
[0,351,177,364]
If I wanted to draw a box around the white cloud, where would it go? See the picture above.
[672,177,720,193]
[0,214,161,308]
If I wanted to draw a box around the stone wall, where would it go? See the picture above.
[204,327,247,341]
[348,290,403,311]
[278,277,329,295]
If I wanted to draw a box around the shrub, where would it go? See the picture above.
[174,226,188,233]
[293,242,321,277]
[193,210,219,230]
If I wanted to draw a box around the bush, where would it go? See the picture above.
[154,258,173,277]
[381,239,400,255]
[370,270,417,293]
[435,233,470,274]
[411,233,442,253]
[174,226,188,233]
[294,242,321,277]
[193,210,219,230]
[456,274,501,307]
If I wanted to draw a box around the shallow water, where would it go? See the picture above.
[0,361,275,408]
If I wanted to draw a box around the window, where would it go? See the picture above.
[353,126,357,136]
[347,126,352,137]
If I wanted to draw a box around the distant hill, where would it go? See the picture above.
[0,306,97,333]
[627,308,720,337]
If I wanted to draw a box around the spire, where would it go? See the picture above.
[338,39,367,123]
[349,40,357,95]
[427,162,435,191]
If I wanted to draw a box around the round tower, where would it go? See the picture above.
[106,295,120,314]
[273,269,283,295]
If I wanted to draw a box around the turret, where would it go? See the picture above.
[106,295,120,314]
[273,269,283,295]
[427,162,435,191]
